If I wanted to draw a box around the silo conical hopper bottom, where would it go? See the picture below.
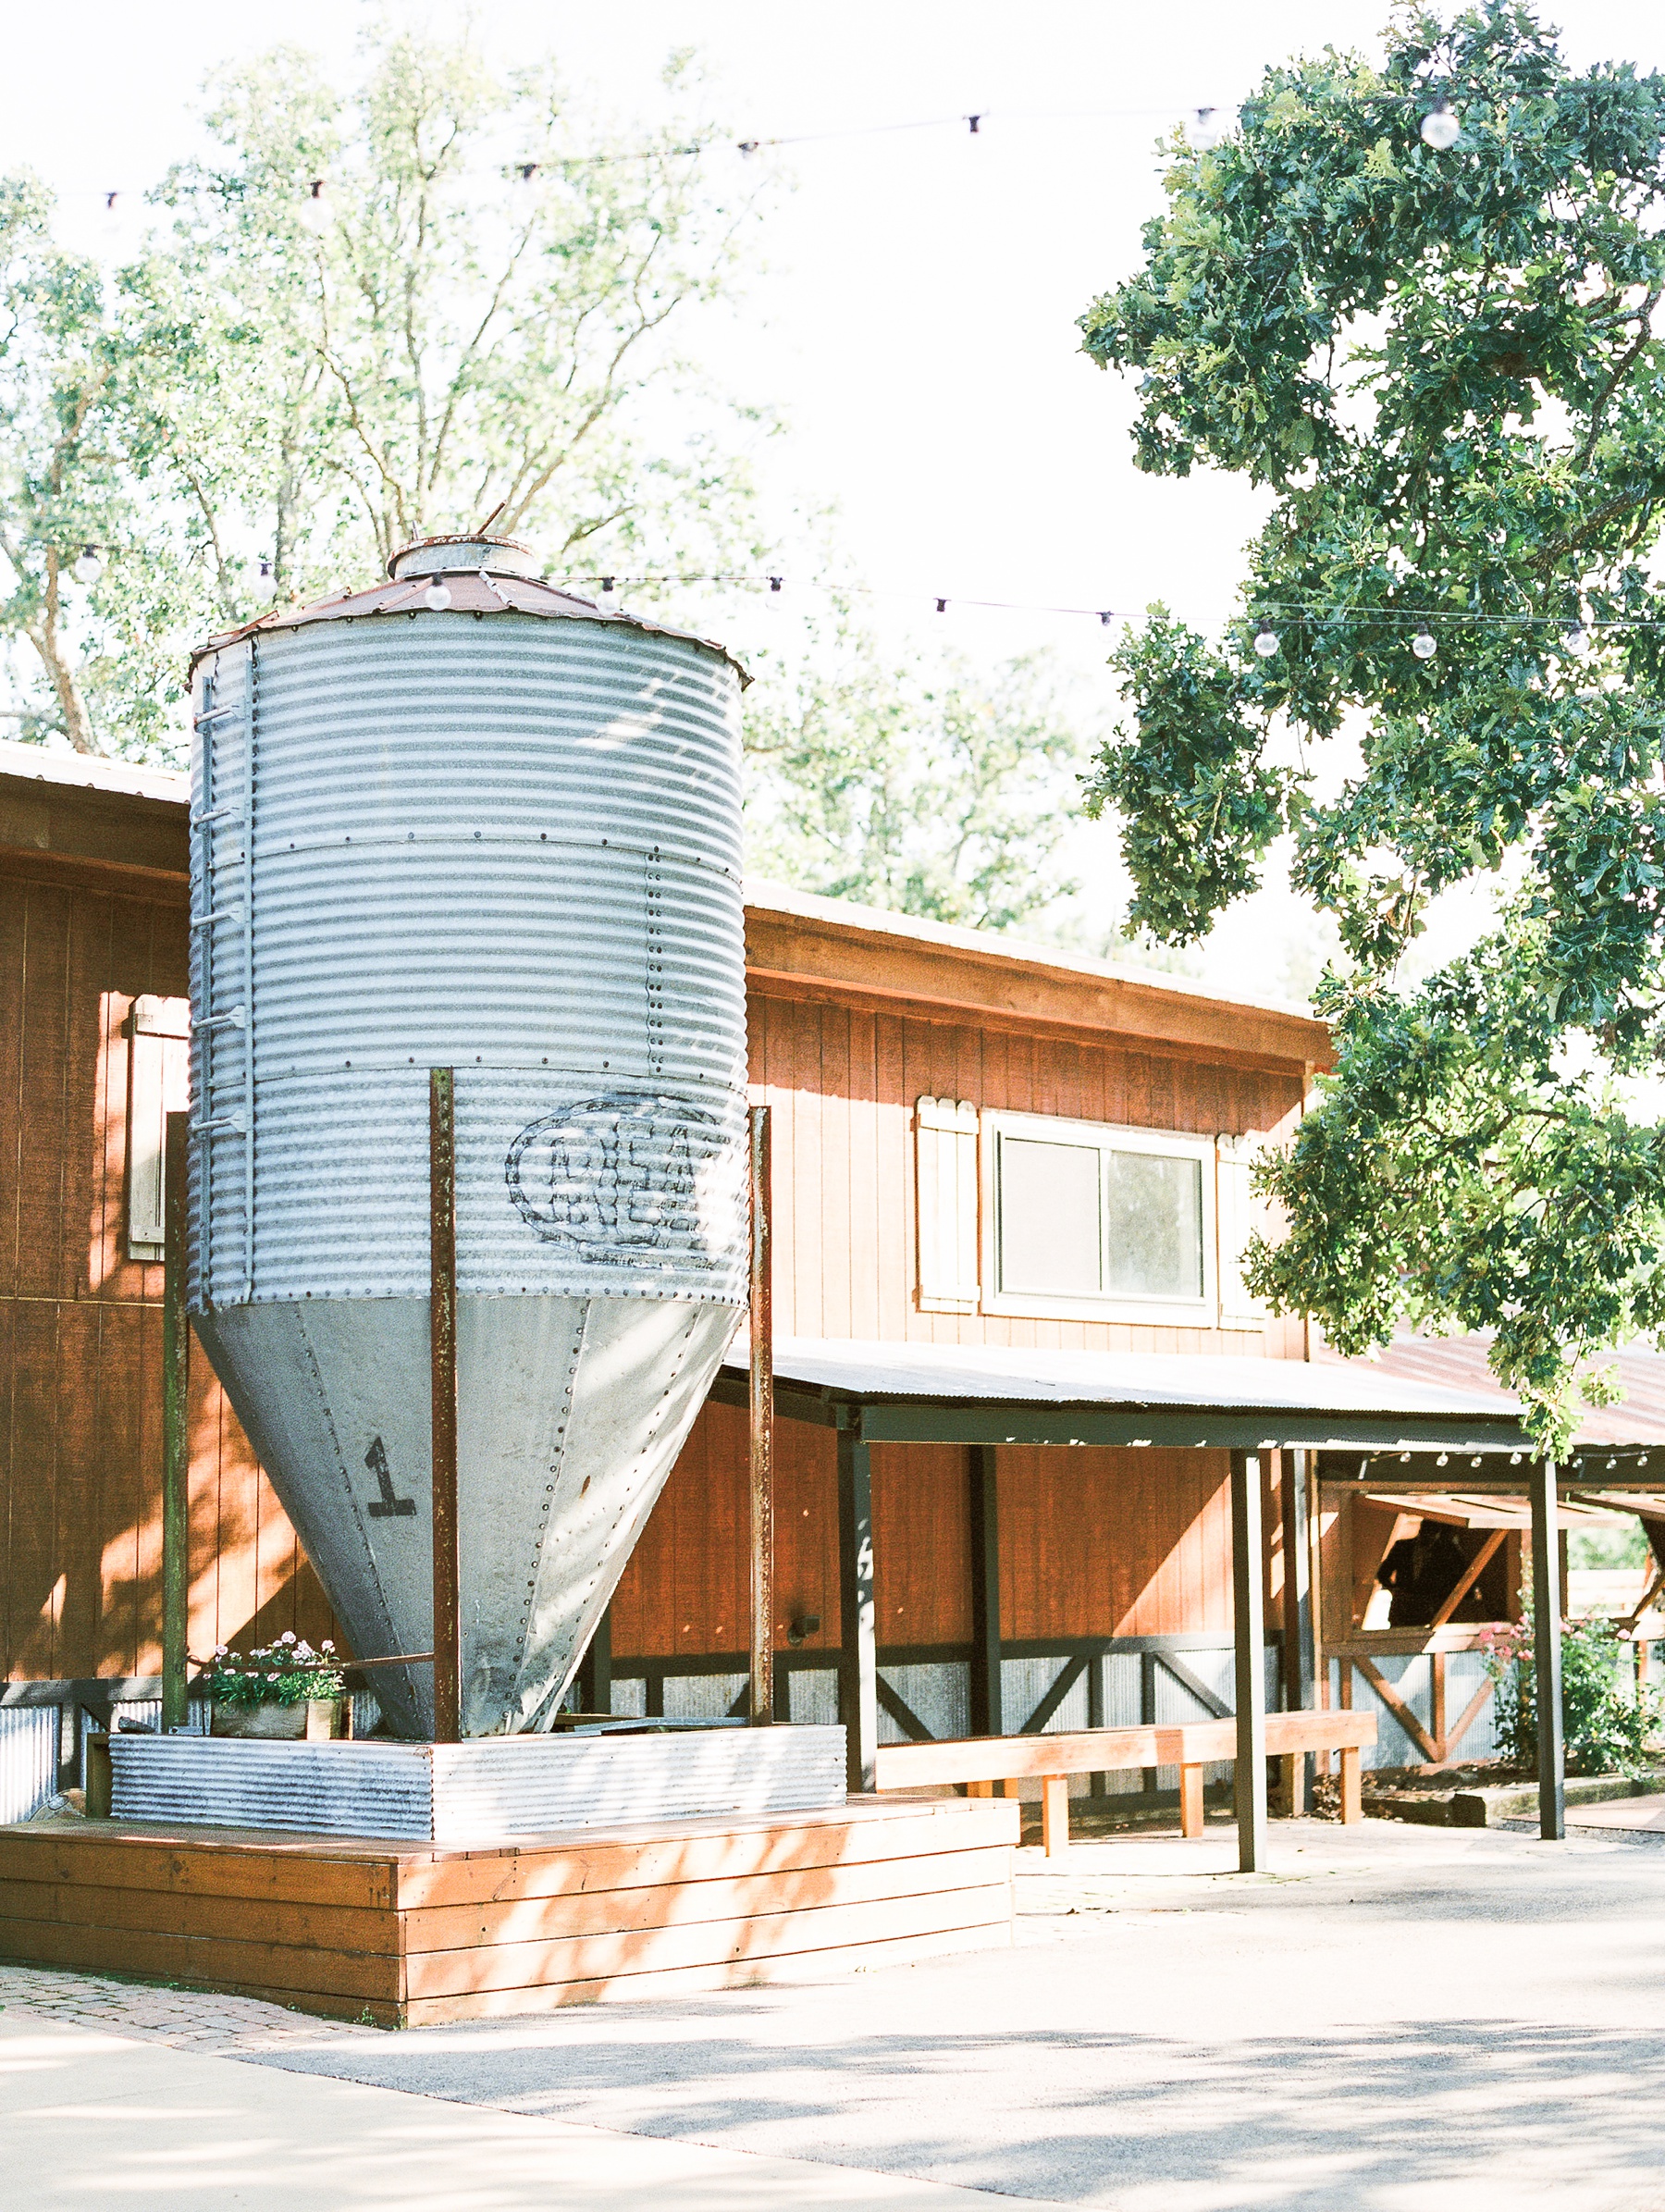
[196,1295,734,1737]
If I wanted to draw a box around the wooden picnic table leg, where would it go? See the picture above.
[1179,1762,1204,1839]
[1339,1745,1362,1824]
[967,1778,993,1798]
[1042,1773,1069,1860]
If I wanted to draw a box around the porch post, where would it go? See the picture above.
[1531,1456,1565,1840]
[968,1445,1003,1736]
[1279,1447,1316,1812]
[837,1427,879,1793]
[577,1606,611,1716]
[1231,1449,1269,1872]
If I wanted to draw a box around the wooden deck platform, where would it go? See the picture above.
[0,1794,1017,2027]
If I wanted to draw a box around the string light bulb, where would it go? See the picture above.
[597,576,619,611]
[935,598,948,614]
[768,575,783,592]
[1420,101,1462,151]
[1252,619,1279,658]
[300,179,328,233]
[254,557,277,603]
[1562,616,1590,656]
[1412,623,1437,661]
[423,578,452,612]
[73,545,101,586]
[1191,106,1229,149]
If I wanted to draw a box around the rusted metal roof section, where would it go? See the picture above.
[188,536,749,686]
[1317,1331,1665,1448]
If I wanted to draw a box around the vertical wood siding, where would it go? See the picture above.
[4,864,1306,1687]
[747,988,1308,1355]
[614,1415,1259,1659]
[0,865,334,1683]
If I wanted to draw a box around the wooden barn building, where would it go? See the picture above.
[3,735,1656,1843]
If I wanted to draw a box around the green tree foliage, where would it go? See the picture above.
[1483,1602,1660,1776]
[743,612,1087,932]
[0,179,136,752]
[0,27,771,756]
[1079,3,1665,1445]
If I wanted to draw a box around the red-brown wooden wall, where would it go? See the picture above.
[748,985,1307,1354]
[0,859,334,1684]
[2,858,1306,1684]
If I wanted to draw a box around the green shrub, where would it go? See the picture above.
[1480,1605,1659,1777]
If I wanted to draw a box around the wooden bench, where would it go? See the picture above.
[874,1710,1377,1858]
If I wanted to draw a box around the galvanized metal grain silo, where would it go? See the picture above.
[186,537,747,1739]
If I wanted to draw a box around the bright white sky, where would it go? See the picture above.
[7,0,1664,998]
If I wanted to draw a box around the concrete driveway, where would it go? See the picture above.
[229,1819,1665,2211]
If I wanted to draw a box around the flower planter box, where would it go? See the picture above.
[210,1698,348,1742]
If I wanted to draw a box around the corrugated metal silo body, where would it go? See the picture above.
[188,556,747,1738]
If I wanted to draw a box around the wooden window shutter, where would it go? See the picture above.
[1215,1132,1276,1328]
[916,1096,980,1313]
[126,995,191,1261]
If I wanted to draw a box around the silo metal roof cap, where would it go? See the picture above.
[187,533,750,685]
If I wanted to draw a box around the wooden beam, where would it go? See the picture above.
[968,1446,1002,1737]
[748,1105,774,1728]
[1231,1450,1268,1873]
[1428,1528,1507,1630]
[1621,1559,1665,1635]
[1354,1657,1441,1765]
[160,1110,190,1736]
[837,1432,878,1794]
[874,1710,1375,1790]
[1442,1673,1496,1761]
[429,1068,461,1745]
[1532,1459,1565,1840]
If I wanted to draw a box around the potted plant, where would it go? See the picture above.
[202,1635,349,1740]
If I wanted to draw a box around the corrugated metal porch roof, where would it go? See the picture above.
[712,1339,1539,1453]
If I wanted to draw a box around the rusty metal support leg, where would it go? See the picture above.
[161,1110,190,1735]
[749,1105,774,1726]
[430,1069,461,1745]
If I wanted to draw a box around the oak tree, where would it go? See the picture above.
[1079,3,1665,1443]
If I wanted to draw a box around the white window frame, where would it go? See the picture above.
[980,1109,1219,1327]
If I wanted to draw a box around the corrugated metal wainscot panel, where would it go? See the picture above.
[0,1709,57,1823]
[108,1724,847,1842]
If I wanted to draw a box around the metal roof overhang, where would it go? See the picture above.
[709,1340,1544,1456]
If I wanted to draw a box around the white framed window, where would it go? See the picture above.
[125,995,190,1262]
[980,1109,1218,1325]
[915,1096,980,1313]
